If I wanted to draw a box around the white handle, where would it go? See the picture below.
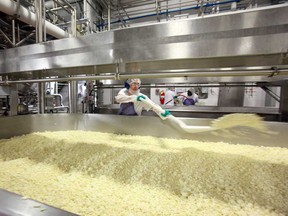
[168,115,213,133]
[139,96,214,133]
[139,96,165,114]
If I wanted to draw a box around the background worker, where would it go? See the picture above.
[183,90,195,106]
[190,88,199,104]
[165,87,176,106]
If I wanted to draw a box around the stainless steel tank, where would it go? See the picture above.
[0,114,287,215]
[0,114,287,148]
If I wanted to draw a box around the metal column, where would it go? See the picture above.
[9,84,18,116]
[38,82,45,114]
[69,80,77,113]
[35,0,43,43]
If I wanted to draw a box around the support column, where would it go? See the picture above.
[38,82,45,114]
[69,80,77,113]
[9,84,18,116]
[71,7,77,37]
[12,19,16,46]
[35,0,43,43]
[108,3,111,31]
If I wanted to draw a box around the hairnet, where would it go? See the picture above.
[127,78,141,85]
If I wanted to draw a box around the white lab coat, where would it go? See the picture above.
[165,89,176,105]
[115,88,150,115]
[191,93,199,103]
[115,88,165,117]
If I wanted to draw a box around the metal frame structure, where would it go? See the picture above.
[0,2,288,120]
[1,0,281,49]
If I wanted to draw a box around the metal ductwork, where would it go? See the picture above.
[0,0,69,39]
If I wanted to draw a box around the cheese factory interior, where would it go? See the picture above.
[0,0,288,215]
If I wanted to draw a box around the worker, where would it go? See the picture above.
[183,90,195,105]
[115,78,143,115]
[174,88,185,106]
[165,87,176,105]
[183,89,199,106]
[115,78,171,119]
[190,88,199,104]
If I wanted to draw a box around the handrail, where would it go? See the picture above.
[1,67,287,84]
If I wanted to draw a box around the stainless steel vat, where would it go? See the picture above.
[0,114,287,148]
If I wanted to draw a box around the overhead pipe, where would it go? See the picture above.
[98,0,240,27]
[0,0,69,39]
[56,18,89,27]
[0,74,116,84]
[99,84,267,89]
[53,0,72,15]
[125,0,240,21]
[115,1,285,24]
[121,0,164,9]
[118,1,199,17]
[1,68,288,85]
[108,3,111,31]
[58,0,75,11]
[35,0,43,42]
[118,69,288,80]
[122,1,214,17]
[46,7,68,23]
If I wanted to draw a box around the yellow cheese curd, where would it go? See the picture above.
[0,131,287,216]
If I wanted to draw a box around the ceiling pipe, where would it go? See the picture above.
[0,74,116,84]
[98,84,261,89]
[1,68,288,84]
[119,69,288,79]
[98,0,240,27]
[0,0,69,39]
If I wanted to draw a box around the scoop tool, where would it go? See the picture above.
[137,96,268,133]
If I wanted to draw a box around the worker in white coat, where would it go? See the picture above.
[165,87,176,106]
[115,78,144,115]
[115,78,170,119]
[188,88,199,104]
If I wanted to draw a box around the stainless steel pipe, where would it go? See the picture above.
[1,68,287,84]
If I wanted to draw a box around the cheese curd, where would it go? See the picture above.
[0,131,287,216]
